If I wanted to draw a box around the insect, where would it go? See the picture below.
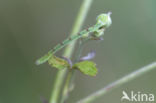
[36,12,112,65]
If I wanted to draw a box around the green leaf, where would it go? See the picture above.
[72,61,97,76]
[48,55,69,70]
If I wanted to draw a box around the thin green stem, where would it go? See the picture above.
[61,38,89,103]
[60,69,73,103]
[77,62,156,103]
[49,0,93,103]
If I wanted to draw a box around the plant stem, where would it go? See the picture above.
[61,38,90,103]
[60,69,73,103]
[77,62,156,103]
[49,0,93,103]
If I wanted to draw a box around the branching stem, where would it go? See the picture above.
[49,0,93,103]
[61,38,90,103]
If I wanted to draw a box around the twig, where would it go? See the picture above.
[49,0,93,103]
[77,62,156,103]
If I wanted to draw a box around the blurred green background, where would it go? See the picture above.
[0,0,156,103]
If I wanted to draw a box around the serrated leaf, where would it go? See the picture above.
[72,61,97,76]
[48,55,69,69]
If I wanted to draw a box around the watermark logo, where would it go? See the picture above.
[121,91,154,102]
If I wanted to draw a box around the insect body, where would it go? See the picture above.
[36,12,112,65]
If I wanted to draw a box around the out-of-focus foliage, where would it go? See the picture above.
[0,0,156,103]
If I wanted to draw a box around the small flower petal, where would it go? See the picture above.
[80,51,96,61]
